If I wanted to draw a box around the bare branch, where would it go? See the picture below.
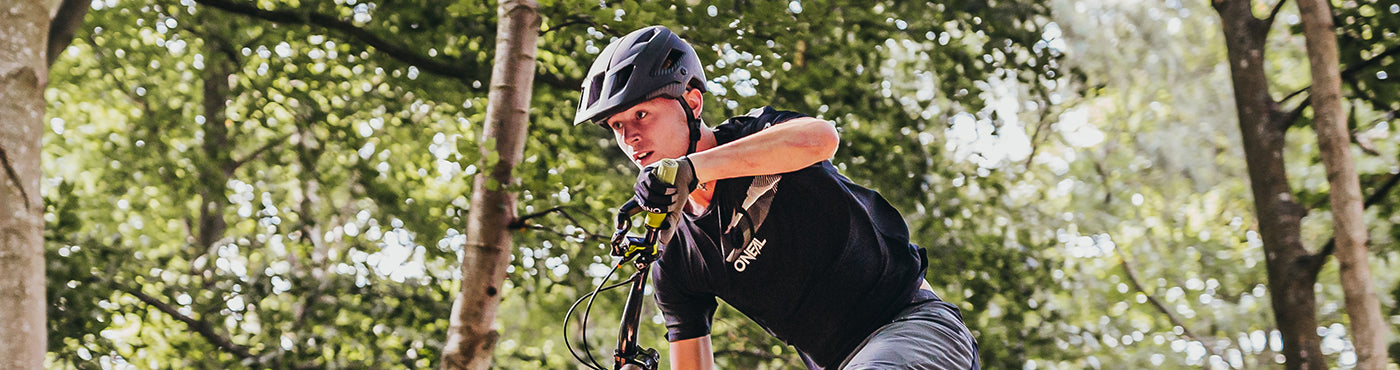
[1306,170,1400,272]
[510,206,609,242]
[227,134,292,175]
[515,206,603,227]
[177,26,245,67]
[1280,86,1309,106]
[541,15,593,35]
[82,34,149,111]
[522,224,608,243]
[1265,0,1289,26]
[0,144,32,210]
[1093,154,1112,205]
[556,15,622,37]
[191,0,478,83]
[513,206,573,226]
[1280,43,1399,116]
[1116,248,1221,359]
[189,0,587,91]
[1022,98,1058,172]
[115,282,255,360]
[1282,98,1311,129]
[47,0,90,67]
[1341,44,1400,78]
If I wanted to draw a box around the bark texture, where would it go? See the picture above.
[0,0,52,367]
[1294,0,1386,367]
[1213,1,1325,368]
[440,0,540,369]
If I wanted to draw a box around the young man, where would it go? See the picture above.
[574,25,980,369]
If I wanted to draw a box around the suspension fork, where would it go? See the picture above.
[607,158,677,370]
[613,260,658,369]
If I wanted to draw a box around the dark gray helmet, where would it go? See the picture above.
[574,26,707,126]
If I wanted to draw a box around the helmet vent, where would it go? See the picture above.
[587,73,604,107]
[659,49,684,74]
[632,29,658,45]
[609,65,634,97]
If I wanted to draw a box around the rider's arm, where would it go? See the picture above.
[688,116,838,184]
[670,335,715,370]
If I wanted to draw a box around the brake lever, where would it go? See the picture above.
[611,200,643,257]
[609,159,679,260]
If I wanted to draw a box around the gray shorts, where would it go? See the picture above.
[836,298,981,369]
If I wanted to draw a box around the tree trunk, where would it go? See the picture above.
[440,0,540,369]
[1294,0,1387,367]
[1213,1,1326,369]
[197,28,233,258]
[0,0,52,367]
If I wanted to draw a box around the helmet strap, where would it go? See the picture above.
[674,97,702,155]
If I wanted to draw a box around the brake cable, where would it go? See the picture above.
[565,257,630,370]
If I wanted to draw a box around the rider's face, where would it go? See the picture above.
[603,94,697,169]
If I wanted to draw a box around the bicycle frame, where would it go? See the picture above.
[611,240,660,370]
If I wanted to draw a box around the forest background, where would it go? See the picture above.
[1,0,1398,368]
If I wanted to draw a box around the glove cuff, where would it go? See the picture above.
[677,156,699,191]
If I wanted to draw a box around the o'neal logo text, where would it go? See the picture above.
[733,238,766,272]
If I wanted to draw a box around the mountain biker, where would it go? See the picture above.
[574,25,980,369]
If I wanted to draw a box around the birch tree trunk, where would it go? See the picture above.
[1212,1,1325,368]
[1294,0,1386,367]
[440,0,540,368]
[0,0,52,367]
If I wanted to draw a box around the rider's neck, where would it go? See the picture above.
[685,128,719,216]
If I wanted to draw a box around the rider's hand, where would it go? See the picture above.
[633,156,698,215]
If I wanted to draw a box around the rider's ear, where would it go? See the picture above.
[683,88,703,117]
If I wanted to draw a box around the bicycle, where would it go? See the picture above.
[565,159,679,370]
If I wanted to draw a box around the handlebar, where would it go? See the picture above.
[568,158,678,370]
[610,158,678,262]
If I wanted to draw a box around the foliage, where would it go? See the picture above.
[1032,0,1400,368]
[40,0,1398,369]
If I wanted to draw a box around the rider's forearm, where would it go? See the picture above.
[689,117,838,183]
[669,335,715,370]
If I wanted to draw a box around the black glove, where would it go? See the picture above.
[633,157,698,215]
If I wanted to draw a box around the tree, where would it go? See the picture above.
[1,0,52,368]
[1295,0,1386,367]
[441,0,540,368]
[1213,0,1399,367]
[41,0,1073,368]
[1214,0,1327,366]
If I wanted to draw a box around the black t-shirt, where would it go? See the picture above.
[651,106,929,368]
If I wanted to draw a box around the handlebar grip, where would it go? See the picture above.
[644,159,679,229]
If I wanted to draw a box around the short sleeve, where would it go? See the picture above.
[651,258,718,342]
[712,106,812,145]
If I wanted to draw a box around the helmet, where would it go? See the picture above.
[574,26,707,126]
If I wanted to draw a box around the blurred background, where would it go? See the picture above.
[15,0,1399,368]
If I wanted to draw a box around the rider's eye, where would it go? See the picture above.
[636,111,647,120]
